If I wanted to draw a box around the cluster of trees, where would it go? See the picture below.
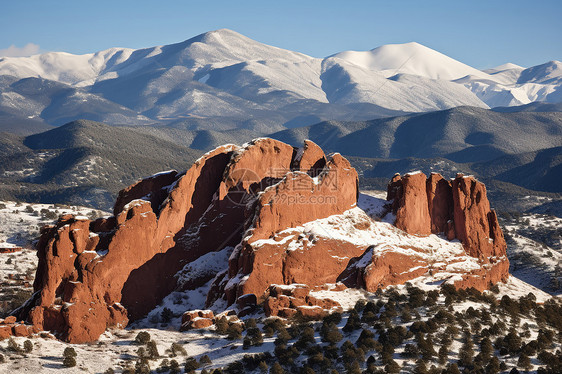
[1,284,560,373]
[108,331,213,374]
[195,284,561,374]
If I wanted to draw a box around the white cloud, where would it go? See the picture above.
[0,43,40,57]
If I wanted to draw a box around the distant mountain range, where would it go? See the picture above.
[0,29,560,135]
[1,106,561,215]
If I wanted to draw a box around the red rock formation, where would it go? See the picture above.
[426,173,454,238]
[15,138,509,343]
[18,145,241,343]
[0,247,22,254]
[17,138,353,343]
[381,172,509,290]
[219,152,359,304]
[113,170,178,216]
[452,175,506,260]
[388,172,507,261]
[294,140,327,177]
[0,318,37,340]
[0,325,11,340]
[263,284,342,319]
[180,310,215,330]
[391,172,432,236]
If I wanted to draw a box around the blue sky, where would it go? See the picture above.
[1,0,560,69]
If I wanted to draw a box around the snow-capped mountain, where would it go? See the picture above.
[0,29,560,132]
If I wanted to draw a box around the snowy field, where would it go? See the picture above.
[502,212,562,295]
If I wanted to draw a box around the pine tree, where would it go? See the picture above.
[517,352,532,372]
[270,362,285,374]
[485,357,500,374]
[62,347,77,368]
[504,328,522,354]
[199,355,212,366]
[346,361,361,374]
[169,360,180,374]
[438,345,448,365]
[458,333,474,368]
[23,340,33,353]
[215,316,229,335]
[321,322,342,344]
[414,359,429,374]
[146,340,159,359]
[227,323,243,340]
[184,357,200,371]
[135,331,151,345]
[384,359,400,374]
[161,307,173,323]
[480,337,493,362]
[343,309,361,332]
[445,363,461,374]
[258,361,269,373]
[275,327,291,345]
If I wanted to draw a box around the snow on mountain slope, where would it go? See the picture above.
[0,48,137,86]
[0,29,560,130]
[321,58,487,111]
[331,42,488,80]
[518,60,562,85]
[483,63,525,85]
[485,62,525,73]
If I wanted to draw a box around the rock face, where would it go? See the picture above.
[180,310,215,331]
[214,151,359,306]
[0,317,37,340]
[16,139,358,343]
[15,139,509,343]
[263,284,342,320]
[383,172,509,289]
[387,172,507,261]
[390,173,432,236]
[0,247,22,254]
[16,144,241,343]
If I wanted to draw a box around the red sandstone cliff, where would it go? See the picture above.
[387,172,507,261]
[378,171,509,290]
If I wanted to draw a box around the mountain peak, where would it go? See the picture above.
[187,28,249,44]
[485,62,525,73]
[330,41,487,80]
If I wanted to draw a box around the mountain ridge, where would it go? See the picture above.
[1,29,560,135]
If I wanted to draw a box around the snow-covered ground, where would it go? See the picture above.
[502,212,562,295]
[0,201,108,249]
[0,276,558,373]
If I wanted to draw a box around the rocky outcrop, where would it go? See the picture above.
[16,144,241,343]
[0,247,22,254]
[215,151,359,305]
[389,172,432,236]
[0,317,37,339]
[16,138,357,343]
[16,139,509,343]
[180,310,215,331]
[451,175,506,259]
[263,284,342,319]
[387,172,507,261]
[383,172,509,289]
